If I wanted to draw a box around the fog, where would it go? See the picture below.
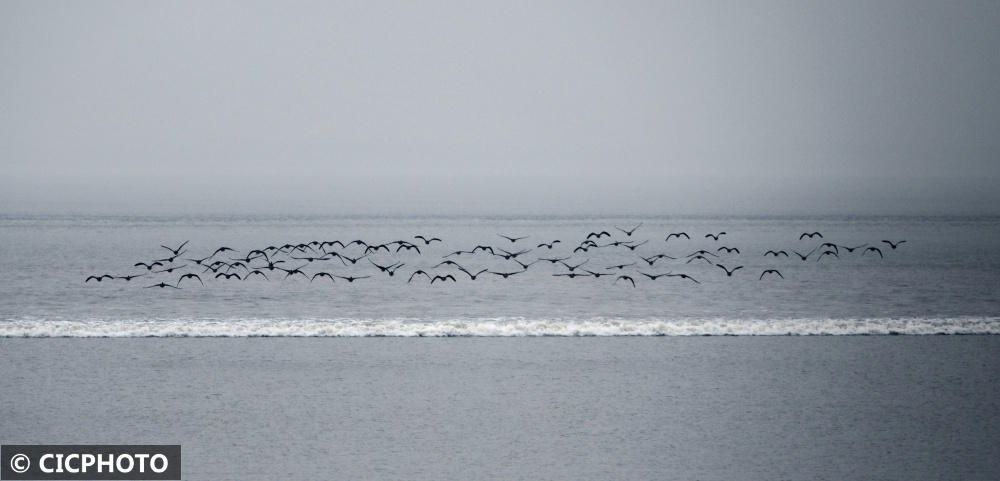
[2,1,998,215]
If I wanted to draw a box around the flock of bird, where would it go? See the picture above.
[84,224,906,289]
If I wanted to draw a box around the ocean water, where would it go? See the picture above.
[1,214,998,335]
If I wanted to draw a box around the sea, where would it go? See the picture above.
[2,214,999,479]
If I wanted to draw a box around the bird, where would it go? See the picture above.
[553,272,591,278]
[186,255,215,266]
[512,258,539,270]
[537,240,561,249]
[819,243,840,254]
[386,263,406,276]
[333,275,370,283]
[369,259,401,272]
[799,232,823,240]
[838,244,868,253]
[341,254,369,264]
[472,245,496,255]
[717,246,740,254]
[145,282,180,289]
[444,250,473,257]
[177,273,203,286]
[414,235,442,245]
[759,269,783,280]
[615,275,636,287]
[212,246,236,256]
[705,232,726,241]
[365,244,391,254]
[687,250,718,258]
[154,252,185,264]
[862,247,883,258]
[430,275,456,284]
[85,274,114,282]
[622,240,649,251]
[637,271,671,280]
[639,254,675,266]
[215,272,242,280]
[115,274,145,281]
[489,270,526,278]
[408,270,433,283]
[665,233,690,241]
[816,251,840,261]
[764,250,788,257]
[615,223,642,236]
[497,234,529,243]
[686,255,713,265]
[433,260,465,269]
[153,264,188,274]
[244,270,270,281]
[396,244,421,254]
[559,260,589,271]
[496,248,531,259]
[606,262,636,270]
[280,267,309,280]
[161,241,189,256]
[586,231,611,239]
[668,273,700,284]
[310,272,336,283]
[882,240,906,249]
[538,256,570,264]
[716,265,743,276]
[582,269,616,278]
[457,267,489,280]
[792,247,818,261]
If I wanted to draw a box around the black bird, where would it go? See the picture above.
[396,244,421,254]
[369,259,401,272]
[602,240,635,248]
[882,240,906,249]
[687,250,719,258]
[311,272,336,283]
[573,245,592,253]
[716,265,743,277]
[717,246,740,254]
[586,231,611,239]
[414,235,442,245]
[581,269,616,278]
[559,260,589,271]
[606,262,636,270]
[320,240,346,250]
[346,240,369,248]
[365,244,391,254]
[186,255,215,266]
[244,270,270,281]
[637,271,671,280]
[215,272,242,280]
[430,275,456,284]
[862,247,883,258]
[177,273,203,286]
[85,274,114,282]
[792,247,818,261]
[489,270,526,278]
[622,240,649,251]
[498,234,529,243]
[838,243,868,253]
[280,267,309,280]
[386,263,406,277]
[116,273,145,281]
[457,267,489,280]
[291,254,333,263]
[799,232,823,240]
[333,275,370,283]
[433,260,464,269]
[639,254,675,266]
[553,272,591,278]
[153,264,188,274]
[668,273,700,284]
[408,270,433,283]
[212,246,236,256]
[686,255,713,265]
[537,241,561,249]
[819,243,840,254]
[161,241,189,256]
[764,250,788,257]
[615,275,636,287]
[512,258,539,270]
[615,223,642,236]
[538,256,570,264]
[817,251,840,262]
[705,232,726,241]
[444,250,473,257]
[341,254,369,264]
[666,232,690,241]
[495,248,531,260]
[154,252,185,263]
[145,282,180,289]
[759,269,783,280]
[472,245,496,255]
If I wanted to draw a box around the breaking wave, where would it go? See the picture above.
[2,317,999,337]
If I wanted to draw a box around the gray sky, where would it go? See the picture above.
[2,0,998,215]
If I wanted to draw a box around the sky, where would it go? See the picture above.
[1,0,999,215]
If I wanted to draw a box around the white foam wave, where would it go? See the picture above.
[2,317,999,337]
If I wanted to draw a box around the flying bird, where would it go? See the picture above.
[622,240,649,251]
[862,247,883,258]
[705,232,726,241]
[838,244,868,253]
[764,250,788,257]
[717,246,740,254]
[665,232,690,241]
[310,272,336,283]
[716,265,743,276]
[606,262,636,270]
[637,271,671,280]
[668,273,700,284]
[161,241,189,256]
[85,274,114,282]
[799,232,823,239]
[497,234,529,243]
[145,282,180,289]
[489,270,526,278]
[817,251,840,261]
[759,269,783,280]
[792,247,818,261]
[615,275,636,287]
[882,240,906,249]
[614,223,642,236]
[586,231,611,239]
[559,260,589,271]
[457,267,489,280]
[537,241,561,249]
[333,275,370,283]
[177,273,203,286]
[430,275,456,284]
[408,270,433,283]
[414,235,442,245]
[215,272,242,280]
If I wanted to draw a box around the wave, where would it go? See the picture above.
[2,317,999,337]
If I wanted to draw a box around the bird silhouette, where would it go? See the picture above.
[615,275,636,287]
[819,243,840,254]
[457,267,489,280]
[716,265,743,276]
[512,258,539,270]
[705,232,726,241]
[537,240,561,249]
[433,260,464,269]
[764,250,788,257]
[581,269,616,278]
[862,247,883,258]
[430,275,456,284]
[717,246,740,254]
[838,244,868,253]
[408,270,433,283]
[687,250,719,258]
[333,275,370,283]
[792,247,819,261]
[686,255,713,265]
[606,262,636,270]
[553,272,591,278]
[816,251,840,262]
[145,282,180,289]
[153,264,188,274]
[386,263,406,276]
[177,273,203,286]
[799,232,823,240]
[622,240,649,251]
[586,231,611,239]
[311,272,336,283]
[161,241,189,256]
[396,244,421,254]
[85,274,114,282]
[666,233,690,241]
[637,271,671,280]
[759,269,783,280]
[489,270,526,278]
[559,260,589,271]
[668,273,700,284]
[882,240,906,249]
[244,270,270,281]
[639,254,675,266]
[538,256,570,264]
[369,259,402,272]
[215,272,243,280]
[116,273,146,281]
[615,223,642,236]
[498,234,529,243]
[414,235,442,245]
